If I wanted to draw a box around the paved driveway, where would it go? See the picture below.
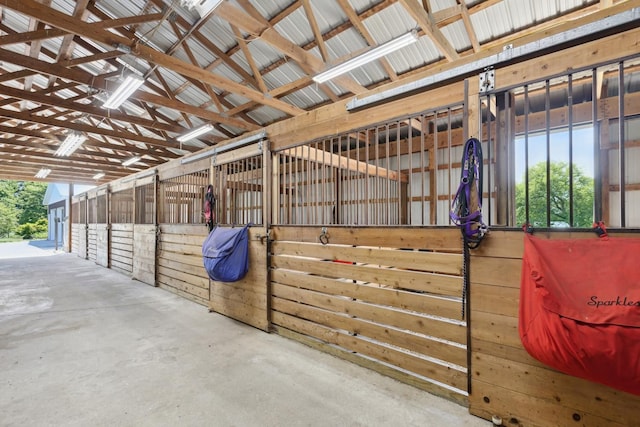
[0,240,62,259]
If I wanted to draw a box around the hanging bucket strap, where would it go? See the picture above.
[204,184,216,232]
[450,137,487,249]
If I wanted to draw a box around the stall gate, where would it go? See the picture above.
[132,177,157,286]
[95,189,109,268]
[110,187,134,276]
[71,198,87,259]
[270,227,467,403]
[87,194,97,261]
[207,144,269,330]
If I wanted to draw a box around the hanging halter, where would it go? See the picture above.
[204,184,216,232]
[450,137,487,250]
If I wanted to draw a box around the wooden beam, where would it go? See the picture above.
[397,0,460,62]
[283,145,408,183]
[2,0,304,117]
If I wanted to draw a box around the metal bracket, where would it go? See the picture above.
[258,140,263,152]
[319,227,329,245]
[478,67,495,94]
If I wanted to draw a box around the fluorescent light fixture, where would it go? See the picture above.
[181,130,266,165]
[93,172,105,180]
[313,30,419,84]
[35,168,52,179]
[177,123,214,143]
[103,74,145,109]
[55,132,86,157]
[181,0,223,15]
[122,156,141,167]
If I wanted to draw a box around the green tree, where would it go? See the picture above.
[15,181,47,224]
[0,203,19,237]
[516,162,594,228]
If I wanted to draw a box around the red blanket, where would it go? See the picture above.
[519,233,640,395]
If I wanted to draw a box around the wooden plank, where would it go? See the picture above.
[209,295,269,331]
[271,226,463,251]
[272,296,467,367]
[157,273,209,299]
[470,257,521,288]
[472,351,640,424]
[470,283,519,317]
[158,283,207,306]
[283,145,408,183]
[471,338,546,369]
[272,241,462,275]
[110,264,132,276]
[156,264,208,289]
[470,311,520,348]
[210,283,267,310]
[110,253,132,265]
[272,282,465,338]
[271,254,463,297]
[273,325,468,406]
[271,268,462,320]
[470,379,628,427]
[272,311,468,392]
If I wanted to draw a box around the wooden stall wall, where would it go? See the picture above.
[109,185,134,276]
[270,226,468,404]
[207,145,269,331]
[469,230,640,426]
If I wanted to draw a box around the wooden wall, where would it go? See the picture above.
[209,227,269,331]
[71,223,86,259]
[157,224,209,306]
[469,230,640,426]
[270,226,468,404]
[87,223,97,262]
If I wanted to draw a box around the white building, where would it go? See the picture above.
[42,183,94,250]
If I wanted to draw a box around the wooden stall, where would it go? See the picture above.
[86,190,98,263]
[71,195,87,259]
[207,143,269,331]
[95,187,109,268]
[109,182,134,276]
[156,167,210,302]
[132,175,157,286]
[270,226,467,403]
[469,230,640,426]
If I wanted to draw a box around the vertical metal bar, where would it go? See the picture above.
[397,121,401,224]
[364,131,370,225]
[592,68,602,222]
[618,61,626,227]
[420,114,426,225]
[433,112,439,225]
[447,108,452,225]
[385,124,390,224]
[545,81,551,227]
[485,95,492,226]
[374,127,380,225]
[524,85,530,225]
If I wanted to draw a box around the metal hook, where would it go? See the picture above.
[319,227,329,245]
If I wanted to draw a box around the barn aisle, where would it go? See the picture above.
[0,252,488,427]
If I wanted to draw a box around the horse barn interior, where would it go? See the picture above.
[2,0,640,425]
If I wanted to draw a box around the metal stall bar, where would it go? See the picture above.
[545,80,551,227]
[568,74,575,226]
[524,85,530,225]
[618,61,626,227]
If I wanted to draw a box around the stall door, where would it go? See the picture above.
[132,179,156,286]
[95,191,109,267]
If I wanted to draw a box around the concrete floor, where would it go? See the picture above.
[0,244,489,427]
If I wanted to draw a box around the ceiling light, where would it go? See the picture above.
[55,132,86,157]
[35,168,52,179]
[122,156,141,167]
[177,124,214,143]
[313,30,419,84]
[103,74,145,109]
[181,0,223,15]
[93,172,105,180]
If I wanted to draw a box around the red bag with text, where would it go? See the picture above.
[519,232,640,395]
